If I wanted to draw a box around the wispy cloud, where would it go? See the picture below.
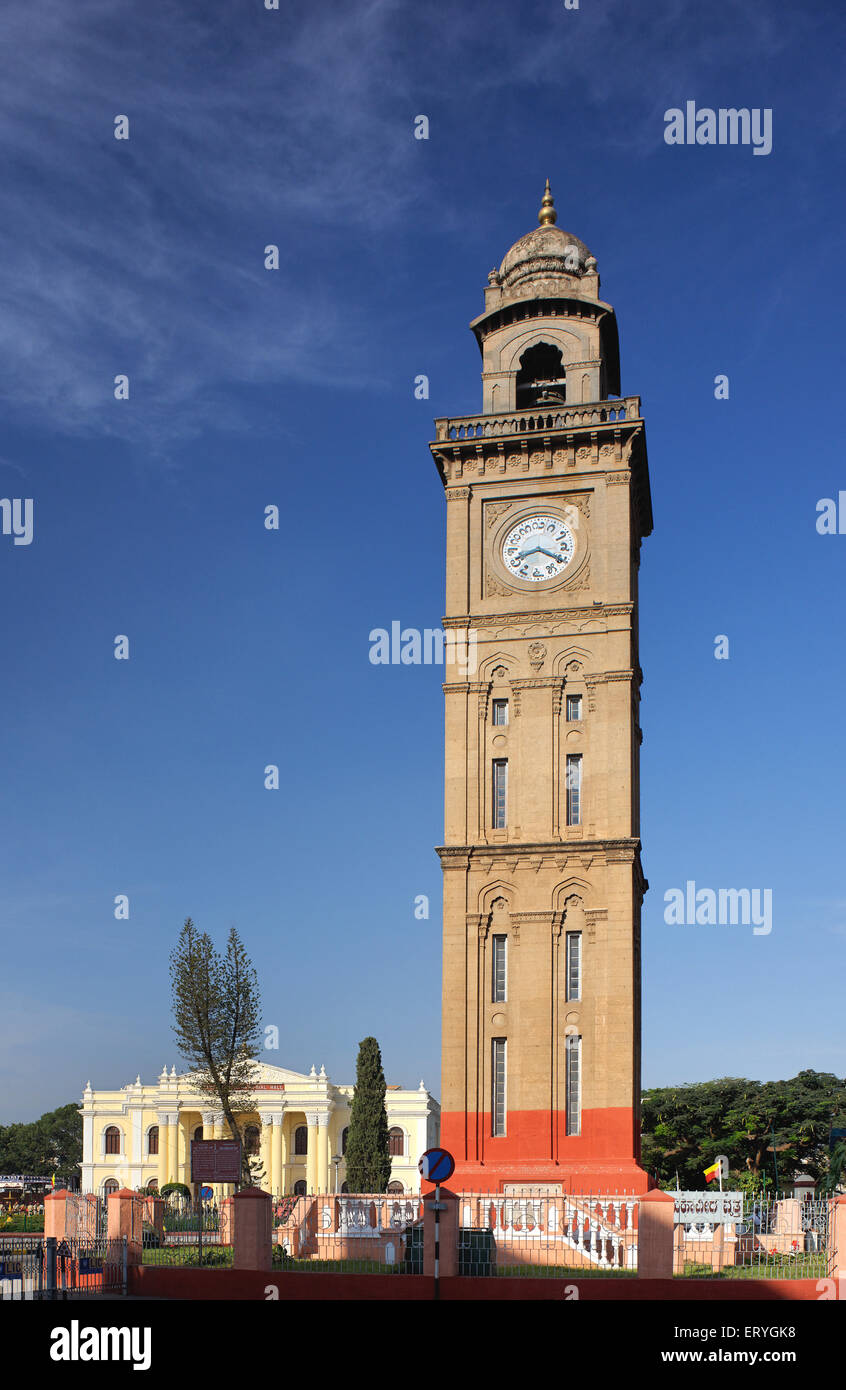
[0,0,430,448]
[0,0,835,450]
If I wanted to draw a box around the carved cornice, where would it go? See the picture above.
[445,486,471,501]
[510,677,565,691]
[585,669,636,685]
[510,911,554,928]
[606,471,631,486]
[450,602,633,627]
[436,839,643,868]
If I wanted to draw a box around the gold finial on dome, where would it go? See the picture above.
[538,178,557,226]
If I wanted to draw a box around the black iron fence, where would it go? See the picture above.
[0,1236,127,1299]
[673,1192,832,1279]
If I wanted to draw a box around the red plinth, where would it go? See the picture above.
[439,1105,652,1193]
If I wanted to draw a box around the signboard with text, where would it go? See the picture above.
[674,1191,744,1225]
[190,1139,242,1184]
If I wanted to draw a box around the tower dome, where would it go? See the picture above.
[471,181,618,412]
[495,180,597,291]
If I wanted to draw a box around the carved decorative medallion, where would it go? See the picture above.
[528,641,547,671]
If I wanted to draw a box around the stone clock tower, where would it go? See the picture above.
[430,183,653,1193]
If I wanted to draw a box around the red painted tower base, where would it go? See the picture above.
[441,1106,653,1194]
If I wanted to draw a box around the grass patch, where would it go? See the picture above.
[142,1244,233,1267]
[678,1252,828,1280]
[270,1252,408,1274]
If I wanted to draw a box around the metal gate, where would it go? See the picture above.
[0,1236,127,1300]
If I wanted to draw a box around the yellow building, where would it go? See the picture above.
[80,1061,439,1198]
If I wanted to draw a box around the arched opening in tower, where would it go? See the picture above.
[516,342,566,408]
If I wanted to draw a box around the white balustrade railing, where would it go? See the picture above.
[433,397,641,443]
[460,1192,638,1269]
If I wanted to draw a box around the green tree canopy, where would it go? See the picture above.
[0,1102,82,1182]
[641,1070,846,1188]
[343,1037,392,1194]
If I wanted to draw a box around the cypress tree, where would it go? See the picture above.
[344,1036,392,1194]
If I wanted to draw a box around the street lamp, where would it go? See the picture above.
[332,1155,342,1193]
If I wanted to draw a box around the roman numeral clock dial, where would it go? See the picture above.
[502,514,575,582]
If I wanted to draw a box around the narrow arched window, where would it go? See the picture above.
[193,1125,204,1143]
[294,1180,307,1197]
[148,1126,159,1156]
[245,1125,260,1155]
[104,1126,121,1155]
[341,1126,350,1155]
[103,1179,119,1196]
[387,1181,404,1194]
[294,1125,308,1156]
[388,1127,404,1157]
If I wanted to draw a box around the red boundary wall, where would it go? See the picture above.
[129,1266,822,1302]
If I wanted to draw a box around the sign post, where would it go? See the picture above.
[418,1147,455,1301]
[191,1140,242,1265]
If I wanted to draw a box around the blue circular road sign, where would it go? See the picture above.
[200,1185,214,1201]
[418,1147,455,1183]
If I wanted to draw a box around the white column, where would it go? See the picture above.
[305,1113,319,1193]
[156,1111,169,1192]
[81,1086,94,1193]
[260,1112,273,1192]
[272,1113,286,1196]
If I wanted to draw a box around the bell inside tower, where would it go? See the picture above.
[515,341,566,408]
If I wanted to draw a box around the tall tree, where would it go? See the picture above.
[343,1037,392,1194]
[169,918,263,1187]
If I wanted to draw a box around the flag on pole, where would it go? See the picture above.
[703,1161,721,1184]
[51,1172,56,1189]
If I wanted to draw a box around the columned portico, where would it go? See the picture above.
[81,1062,439,1197]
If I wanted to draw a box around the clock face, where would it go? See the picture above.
[501,514,576,582]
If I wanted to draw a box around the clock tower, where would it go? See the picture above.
[431,183,653,1193]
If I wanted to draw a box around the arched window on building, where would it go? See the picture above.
[103,1179,119,1196]
[293,1180,307,1197]
[148,1126,159,1156]
[341,1126,349,1155]
[244,1125,260,1155]
[387,1181,404,1194]
[388,1127,404,1157]
[104,1126,121,1155]
[294,1125,308,1155]
[193,1125,204,1143]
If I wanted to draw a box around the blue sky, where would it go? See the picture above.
[1,0,845,1123]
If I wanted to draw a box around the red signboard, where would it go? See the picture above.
[190,1140,242,1183]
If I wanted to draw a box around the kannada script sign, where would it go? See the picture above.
[674,1191,744,1224]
